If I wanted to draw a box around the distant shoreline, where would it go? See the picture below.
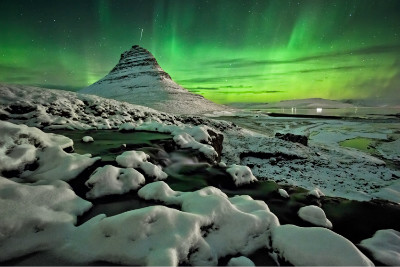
[261,112,400,121]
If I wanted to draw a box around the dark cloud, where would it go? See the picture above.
[352,60,400,102]
[281,65,369,75]
[185,86,219,90]
[180,65,367,87]
[226,90,284,94]
[188,84,253,89]
[205,44,400,68]
[205,90,284,95]
[0,63,42,77]
[1,76,35,82]
[219,85,253,89]
[178,74,268,84]
[35,84,82,91]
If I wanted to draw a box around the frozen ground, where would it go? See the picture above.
[211,110,400,203]
[1,84,400,265]
[1,84,400,202]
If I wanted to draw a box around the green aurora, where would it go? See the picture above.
[1,0,399,104]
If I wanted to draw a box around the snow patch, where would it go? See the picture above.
[360,229,400,266]
[272,225,374,266]
[298,205,332,228]
[227,256,255,266]
[118,122,142,131]
[82,136,94,143]
[0,83,174,131]
[85,165,145,199]
[226,164,258,186]
[377,139,400,161]
[0,120,100,182]
[54,181,279,266]
[136,122,218,161]
[116,150,167,180]
[0,177,91,261]
[55,206,204,266]
[307,188,325,198]
[278,188,289,198]
[116,150,149,168]
[372,180,400,204]
[137,181,280,264]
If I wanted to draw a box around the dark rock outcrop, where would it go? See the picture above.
[275,132,308,146]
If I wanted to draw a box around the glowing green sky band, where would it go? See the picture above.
[0,0,399,103]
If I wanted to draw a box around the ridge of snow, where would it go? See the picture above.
[0,83,171,130]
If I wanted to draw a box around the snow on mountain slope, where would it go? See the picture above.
[79,45,227,115]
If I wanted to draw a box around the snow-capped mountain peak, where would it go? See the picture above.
[109,45,171,80]
[79,45,226,115]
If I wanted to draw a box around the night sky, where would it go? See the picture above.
[1,0,400,104]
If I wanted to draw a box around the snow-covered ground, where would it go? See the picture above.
[1,83,400,265]
[1,84,400,202]
[0,176,92,262]
[213,111,400,203]
[0,120,100,182]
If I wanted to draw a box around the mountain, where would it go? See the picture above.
[251,98,355,109]
[79,45,227,115]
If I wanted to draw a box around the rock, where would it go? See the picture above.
[207,129,224,162]
[275,132,308,146]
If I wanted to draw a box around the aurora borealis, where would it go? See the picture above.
[1,0,399,104]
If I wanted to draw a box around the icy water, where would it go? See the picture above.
[4,129,400,266]
[50,129,172,161]
[339,137,377,154]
